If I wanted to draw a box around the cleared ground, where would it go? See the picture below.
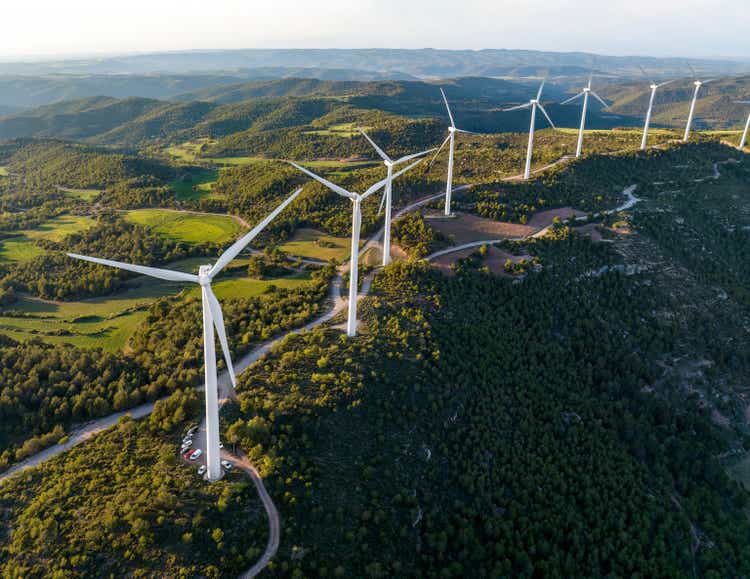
[58,187,101,201]
[0,215,96,263]
[277,228,355,262]
[125,209,243,244]
[427,212,536,244]
[169,169,219,201]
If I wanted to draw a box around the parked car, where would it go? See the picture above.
[182,439,193,448]
[189,449,202,461]
[197,465,206,476]
[182,449,193,460]
[187,425,198,436]
[219,442,224,449]
[221,460,233,471]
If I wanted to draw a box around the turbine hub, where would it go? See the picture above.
[198,265,212,286]
[650,84,658,90]
[694,80,702,86]
[448,126,456,133]
[583,87,591,92]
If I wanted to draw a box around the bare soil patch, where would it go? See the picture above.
[528,207,587,229]
[427,212,536,244]
[431,245,531,277]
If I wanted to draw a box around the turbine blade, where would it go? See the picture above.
[440,88,455,127]
[638,64,653,83]
[537,104,556,129]
[536,79,546,101]
[394,146,437,166]
[428,134,451,167]
[204,286,236,390]
[587,76,593,89]
[455,128,477,134]
[702,78,718,85]
[358,128,391,163]
[560,92,584,105]
[591,91,609,108]
[687,62,697,78]
[209,187,302,278]
[288,162,357,200]
[67,253,199,283]
[503,103,532,112]
[362,158,423,200]
[377,188,387,216]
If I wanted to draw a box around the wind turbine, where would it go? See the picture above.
[638,67,675,150]
[560,76,609,158]
[67,189,302,482]
[736,101,750,150]
[432,88,473,216]
[683,64,717,142]
[290,159,422,337]
[503,79,556,180]
[358,128,435,266]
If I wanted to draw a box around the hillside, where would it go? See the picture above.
[601,75,750,130]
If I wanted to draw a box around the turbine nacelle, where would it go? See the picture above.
[198,265,212,285]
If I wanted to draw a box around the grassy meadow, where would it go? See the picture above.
[124,208,243,244]
[0,215,95,263]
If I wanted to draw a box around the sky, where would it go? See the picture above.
[2,0,748,61]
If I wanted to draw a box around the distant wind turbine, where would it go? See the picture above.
[68,188,302,482]
[503,79,556,180]
[638,66,675,150]
[560,76,609,158]
[736,101,750,150]
[290,159,422,336]
[683,64,717,142]
[431,88,474,215]
[358,128,435,265]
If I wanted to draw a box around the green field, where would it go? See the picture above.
[0,280,183,351]
[204,155,376,169]
[0,215,96,263]
[164,139,216,163]
[125,209,243,244]
[58,187,102,201]
[277,228,355,262]
[0,258,315,351]
[169,169,219,201]
[187,270,314,301]
[0,166,8,176]
[305,123,368,137]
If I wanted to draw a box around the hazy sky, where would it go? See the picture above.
[3,0,748,60]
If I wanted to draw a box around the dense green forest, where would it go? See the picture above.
[2,226,749,576]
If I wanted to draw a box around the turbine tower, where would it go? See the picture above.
[736,101,750,150]
[683,65,717,142]
[433,88,473,216]
[560,77,609,158]
[290,160,421,336]
[638,67,675,150]
[358,128,434,265]
[504,79,556,180]
[67,189,302,482]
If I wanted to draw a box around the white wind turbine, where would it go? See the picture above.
[358,128,435,266]
[67,189,302,482]
[638,67,675,150]
[736,101,750,150]
[683,65,717,142]
[504,79,556,180]
[432,88,474,216]
[290,160,422,337]
[560,76,609,158]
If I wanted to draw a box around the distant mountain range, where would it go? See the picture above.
[0,48,748,112]
[3,48,749,78]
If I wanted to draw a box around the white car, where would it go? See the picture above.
[221,460,233,471]
[219,442,224,449]
[197,465,206,476]
[182,439,193,448]
[189,449,202,461]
